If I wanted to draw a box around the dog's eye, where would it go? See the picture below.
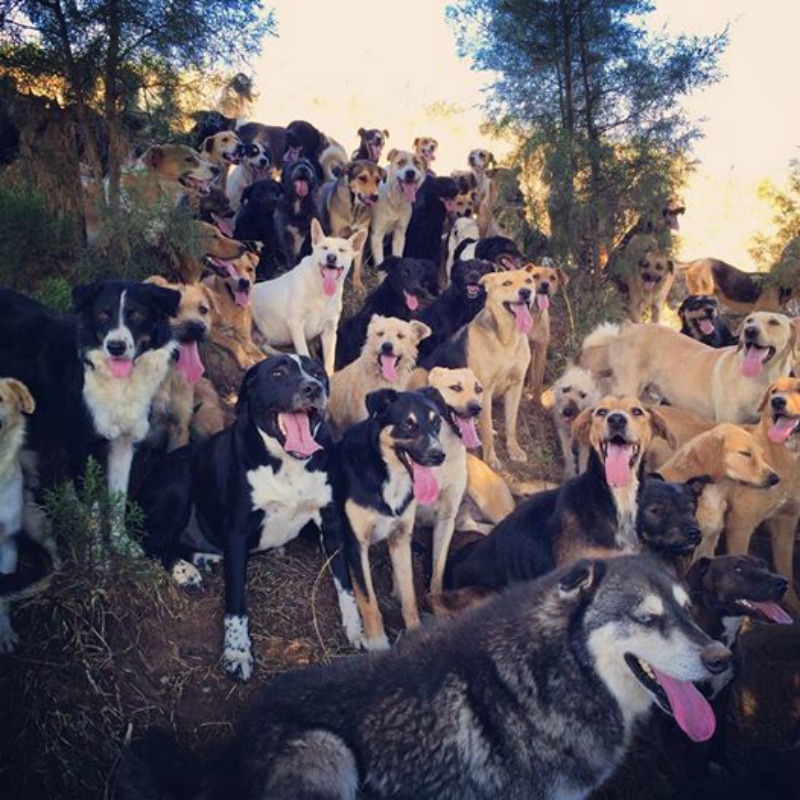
[595,409,608,417]
[129,309,144,323]
[98,310,112,322]
[647,505,664,517]
[768,319,780,326]
[397,333,405,340]
[560,386,571,394]
[632,612,660,627]
[375,330,384,337]
[475,384,483,394]
[449,384,462,393]
[631,407,644,416]
[737,450,752,459]
[271,367,286,378]
[579,391,587,399]
[199,305,209,315]
[502,280,512,287]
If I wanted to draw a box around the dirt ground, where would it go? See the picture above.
[1,272,798,799]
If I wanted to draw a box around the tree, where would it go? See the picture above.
[0,0,274,198]
[447,0,727,267]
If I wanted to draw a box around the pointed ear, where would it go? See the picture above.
[412,138,420,148]
[349,227,367,254]
[410,320,432,342]
[488,152,496,166]
[648,408,676,449]
[558,559,605,602]
[310,218,325,245]
[555,268,569,288]
[571,407,593,446]
[357,127,366,137]
[365,388,398,418]
[144,275,171,289]
[417,386,448,418]
[5,378,35,414]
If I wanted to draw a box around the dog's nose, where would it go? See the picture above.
[606,412,627,430]
[561,399,579,419]
[106,340,127,357]
[766,471,781,487]
[518,287,532,302]
[743,325,759,341]
[380,341,394,354]
[369,193,379,202]
[427,446,446,466]
[237,279,250,291]
[701,642,732,675]
[773,576,789,594]
[326,252,338,266]
[181,320,207,341]
[403,169,417,181]
[771,395,787,411]
[300,380,322,399]
[466,401,482,418]
[687,527,702,545]
[209,166,220,177]
[539,282,550,293]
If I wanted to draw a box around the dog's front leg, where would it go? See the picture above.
[391,226,406,259]
[351,541,389,651]
[430,503,458,595]
[288,321,311,359]
[107,435,143,556]
[320,323,337,377]
[527,339,547,406]
[767,514,800,613]
[478,388,501,470]
[387,521,420,631]
[370,228,385,270]
[504,376,528,463]
[221,535,255,681]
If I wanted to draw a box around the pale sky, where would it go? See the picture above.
[249,0,799,269]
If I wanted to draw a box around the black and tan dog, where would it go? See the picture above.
[352,127,389,163]
[332,388,445,651]
[677,294,737,348]
[275,157,319,267]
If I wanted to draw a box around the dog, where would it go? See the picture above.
[412,135,438,173]
[450,170,479,217]
[232,178,285,280]
[416,258,495,361]
[680,257,793,314]
[421,269,535,469]
[335,255,438,370]
[352,127,389,162]
[581,312,798,423]
[454,234,524,272]
[467,147,496,202]
[369,149,427,268]
[138,355,357,680]
[328,316,431,436]
[623,243,676,323]
[226,141,273,212]
[332,388,445,650]
[549,363,604,478]
[199,130,244,190]
[678,294,738,348]
[250,219,367,376]
[403,176,459,263]
[282,119,348,181]
[275,157,319,267]
[126,556,732,800]
[168,220,247,285]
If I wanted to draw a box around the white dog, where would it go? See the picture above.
[369,149,426,267]
[250,219,367,375]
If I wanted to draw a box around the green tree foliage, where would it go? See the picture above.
[447,0,727,266]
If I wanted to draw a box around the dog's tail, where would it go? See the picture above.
[578,322,620,382]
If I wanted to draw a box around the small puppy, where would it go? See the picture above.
[250,219,367,376]
[412,136,438,173]
[352,128,389,162]
[275,157,319,267]
[328,315,431,436]
[678,294,737,348]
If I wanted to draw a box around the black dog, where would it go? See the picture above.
[0,281,179,504]
[678,294,737,348]
[283,119,326,179]
[334,256,438,369]
[403,176,458,263]
[137,354,354,681]
[453,234,523,271]
[275,157,319,267]
[233,178,285,280]
[416,258,495,361]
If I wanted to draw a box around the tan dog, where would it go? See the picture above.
[173,220,247,285]
[468,148,496,204]
[582,312,798,423]
[680,258,793,314]
[369,149,426,267]
[522,262,569,405]
[328,316,431,436]
[199,131,243,191]
[412,136,438,172]
[625,245,675,323]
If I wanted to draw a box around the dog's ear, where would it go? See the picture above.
[201,136,214,154]
[412,138,420,149]
[487,151,496,166]
[387,148,399,162]
[558,559,605,601]
[236,362,261,417]
[365,388,398,419]
[788,317,800,362]
[199,283,220,317]
[72,282,104,316]
[554,267,570,288]
[383,129,390,139]
[410,320,432,343]
[142,283,181,319]
[686,556,712,589]
[240,184,253,206]
[377,165,387,182]
[667,259,675,274]
[684,474,713,500]
[141,145,164,169]
[4,378,36,415]
[571,407,593,446]
[143,275,170,289]
[479,272,498,287]
[648,407,677,449]
[378,256,402,273]
[349,228,367,254]
[757,384,775,413]
[416,386,448,418]
[357,127,366,138]
[310,218,325,247]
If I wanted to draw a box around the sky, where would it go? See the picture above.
[247,0,799,269]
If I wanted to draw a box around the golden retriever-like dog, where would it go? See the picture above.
[328,315,430,437]
[581,312,798,424]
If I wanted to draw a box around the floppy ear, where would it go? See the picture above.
[5,378,36,415]
[648,408,677,449]
[378,256,403,273]
[72,282,103,316]
[383,129,390,139]
[349,227,367,254]
[757,384,774,413]
[416,386,448,418]
[142,283,181,319]
[378,165,387,182]
[555,268,569,288]
[789,317,800,362]
[684,474,713,500]
[141,145,164,169]
[478,272,498,287]
[412,138,420,149]
[667,259,675,274]
[558,559,606,602]
[686,556,712,589]
[365,388,398,419]
[427,367,445,386]
[410,320,432,343]
[235,362,261,417]
[387,148,399,162]
[571,407,593,446]
[144,275,171,289]
[487,151,496,166]
[201,136,214,154]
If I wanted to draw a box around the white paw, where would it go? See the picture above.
[221,646,254,681]
[171,559,203,589]
[222,614,254,681]
[509,447,528,463]
[191,553,223,574]
[487,454,502,471]
[362,633,390,652]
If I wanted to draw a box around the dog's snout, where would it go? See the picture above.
[519,287,532,302]
[300,380,322,400]
[403,169,417,181]
[743,325,759,341]
[380,341,395,354]
[237,278,251,291]
[687,527,702,544]
[427,446,446,467]
[326,252,338,266]
[539,281,550,293]
[466,401,482,418]
[766,471,781,487]
[106,340,127,357]
[701,642,732,675]
[181,320,208,342]
[606,412,627,430]
[771,395,787,411]
[561,400,579,419]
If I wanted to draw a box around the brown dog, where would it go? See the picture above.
[412,136,438,173]
[172,221,247,284]
[199,131,243,192]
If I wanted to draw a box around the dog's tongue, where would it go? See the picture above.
[321,267,340,296]
[401,180,417,203]
[651,666,716,743]
[177,342,204,384]
[751,600,793,623]
[741,345,769,377]
[536,293,550,311]
[380,354,399,382]
[699,319,716,336]
[108,357,133,379]
[294,179,309,198]
[510,302,534,333]
[605,443,633,487]
[404,291,419,311]
[279,411,322,458]
[768,416,798,444]
[455,415,481,449]
[411,462,439,505]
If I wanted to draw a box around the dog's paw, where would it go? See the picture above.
[191,553,223,574]
[362,633,390,652]
[171,559,203,590]
[0,616,19,654]
[508,446,528,463]
[487,454,503,471]
[222,614,254,681]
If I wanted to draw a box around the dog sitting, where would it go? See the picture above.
[678,294,737,347]
[226,141,273,212]
[370,149,427,268]
[467,147,496,203]
[624,243,676,324]
[283,119,347,183]
[250,219,367,376]
[328,316,431,437]
[199,130,243,191]
[352,127,389,162]
[402,176,458,263]
[412,135,438,174]
[331,388,445,650]
[444,216,480,281]
[275,157,319,267]
[450,170,479,217]
[232,178,285,280]
[335,256,438,370]
[138,355,357,680]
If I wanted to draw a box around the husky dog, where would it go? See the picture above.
[125,556,731,800]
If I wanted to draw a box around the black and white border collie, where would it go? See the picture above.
[137,354,357,681]
[0,281,179,540]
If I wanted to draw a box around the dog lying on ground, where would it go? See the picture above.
[678,294,738,347]
[124,556,731,800]
[250,220,367,376]
[332,389,445,650]
[327,316,431,437]
[581,311,797,424]
[413,135,438,173]
[275,157,319,267]
[680,257,793,314]
[352,127,389,162]
[335,256,437,370]
[232,178,285,280]
[421,269,535,469]
[369,149,426,267]
[138,355,357,680]
[226,141,273,212]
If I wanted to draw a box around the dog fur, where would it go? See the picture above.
[275,157,320,267]
[226,141,273,212]
[412,135,438,173]
[232,178,285,280]
[352,127,389,163]
[678,294,737,348]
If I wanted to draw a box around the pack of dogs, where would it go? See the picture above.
[1,120,797,800]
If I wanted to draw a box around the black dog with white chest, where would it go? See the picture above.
[138,354,354,681]
[677,294,737,348]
